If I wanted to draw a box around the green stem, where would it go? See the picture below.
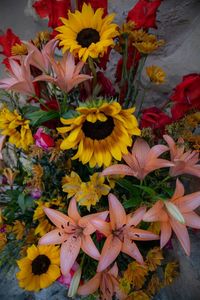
[120,35,129,87]
[88,56,97,90]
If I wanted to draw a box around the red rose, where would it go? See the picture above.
[171,74,200,120]
[33,0,71,29]
[77,0,108,16]
[140,107,172,137]
[34,128,55,150]
[127,0,162,29]
[97,71,115,97]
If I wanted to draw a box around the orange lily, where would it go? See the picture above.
[163,134,200,177]
[39,197,108,275]
[102,138,174,180]
[34,51,92,93]
[143,179,200,255]
[91,193,159,272]
[78,263,119,300]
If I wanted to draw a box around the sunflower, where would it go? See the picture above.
[56,3,119,62]
[16,244,60,291]
[0,107,33,151]
[57,101,140,167]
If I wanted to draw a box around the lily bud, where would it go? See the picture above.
[165,201,185,224]
[68,266,82,298]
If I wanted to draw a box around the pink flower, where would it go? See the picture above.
[31,188,42,199]
[0,55,35,96]
[163,135,200,178]
[34,52,92,93]
[34,128,54,150]
[102,138,174,181]
[57,262,79,288]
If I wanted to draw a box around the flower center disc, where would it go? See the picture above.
[82,116,115,140]
[32,254,50,275]
[76,28,100,47]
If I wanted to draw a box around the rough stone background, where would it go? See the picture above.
[0,0,200,299]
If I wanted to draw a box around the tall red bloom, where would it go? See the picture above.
[127,0,162,29]
[97,71,115,97]
[33,0,71,28]
[0,29,22,68]
[171,74,200,120]
[140,107,172,138]
[77,0,108,16]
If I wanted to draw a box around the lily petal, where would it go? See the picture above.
[160,222,172,248]
[108,193,126,230]
[39,229,63,245]
[43,207,75,228]
[60,235,81,275]
[102,164,137,177]
[184,211,200,229]
[170,218,190,255]
[81,235,100,260]
[108,262,118,278]
[122,239,144,264]
[127,206,146,227]
[78,273,101,295]
[68,197,81,223]
[129,228,159,241]
[97,235,122,272]
[90,218,111,237]
[171,179,185,201]
[179,191,200,213]
[143,201,166,222]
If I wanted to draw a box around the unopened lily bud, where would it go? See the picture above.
[68,266,82,298]
[165,201,185,224]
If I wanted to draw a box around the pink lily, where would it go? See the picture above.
[78,263,120,300]
[91,193,158,272]
[24,38,58,72]
[102,138,174,181]
[163,134,200,177]
[0,55,35,96]
[143,179,200,255]
[34,52,92,93]
[39,197,108,275]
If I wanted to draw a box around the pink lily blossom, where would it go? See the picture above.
[25,38,58,72]
[34,51,92,93]
[78,263,120,300]
[143,179,200,255]
[39,197,108,275]
[102,138,174,181]
[91,193,158,272]
[0,55,35,96]
[163,134,200,177]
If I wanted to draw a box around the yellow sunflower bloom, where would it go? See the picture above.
[56,3,119,62]
[0,107,33,151]
[12,220,25,240]
[146,65,166,84]
[57,101,140,167]
[16,244,60,291]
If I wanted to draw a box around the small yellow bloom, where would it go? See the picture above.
[132,31,164,54]
[3,168,19,187]
[0,232,7,251]
[124,261,148,289]
[62,171,82,198]
[33,31,51,48]
[146,65,166,84]
[12,220,25,240]
[164,262,179,285]
[146,274,161,297]
[11,43,27,55]
[145,247,164,272]
[16,244,60,291]
[119,277,131,294]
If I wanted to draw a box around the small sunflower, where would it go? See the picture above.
[56,3,119,62]
[57,101,140,167]
[16,244,60,291]
[146,65,166,84]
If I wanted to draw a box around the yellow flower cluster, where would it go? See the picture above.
[146,65,166,84]
[62,171,110,210]
[12,220,25,240]
[0,107,33,151]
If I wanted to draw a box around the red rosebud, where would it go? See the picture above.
[97,71,115,97]
[140,106,172,138]
[127,0,162,29]
[171,74,200,120]
[34,128,55,150]
[77,0,108,16]
[33,0,71,29]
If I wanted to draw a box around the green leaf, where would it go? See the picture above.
[123,197,142,209]
[117,179,141,196]
[17,193,25,212]
[61,109,79,119]
[25,110,60,126]
[132,184,156,196]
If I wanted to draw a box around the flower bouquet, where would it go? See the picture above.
[0,0,200,299]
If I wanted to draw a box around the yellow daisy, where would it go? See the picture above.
[57,101,141,167]
[56,3,119,62]
[0,107,33,151]
[146,65,166,84]
[16,244,60,291]
[12,220,25,240]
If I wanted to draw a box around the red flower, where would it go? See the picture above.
[77,0,108,16]
[127,0,162,29]
[33,0,71,28]
[0,29,22,68]
[140,107,172,137]
[171,74,200,120]
[34,128,55,150]
[97,71,115,97]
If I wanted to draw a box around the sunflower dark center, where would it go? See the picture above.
[32,254,50,275]
[76,28,100,47]
[82,116,115,140]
